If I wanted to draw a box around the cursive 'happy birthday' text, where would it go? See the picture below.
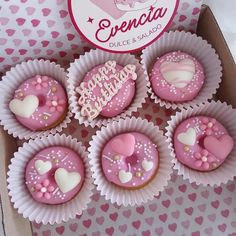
[76,61,137,121]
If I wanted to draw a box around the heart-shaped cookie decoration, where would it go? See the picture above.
[160,59,195,88]
[35,160,52,175]
[142,160,154,171]
[55,168,81,193]
[111,133,135,156]
[9,95,39,118]
[204,134,234,160]
[118,170,132,183]
[177,128,196,146]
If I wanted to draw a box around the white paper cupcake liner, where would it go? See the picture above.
[141,31,222,110]
[67,49,148,128]
[166,100,236,186]
[7,133,94,225]
[0,59,73,140]
[88,117,173,206]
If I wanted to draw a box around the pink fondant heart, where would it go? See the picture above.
[111,133,135,156]
[204,134,234,160]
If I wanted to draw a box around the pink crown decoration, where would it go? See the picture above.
[115,0,157,11]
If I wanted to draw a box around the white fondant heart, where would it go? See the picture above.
[160,59,195,88]
[9,95,39,118]
[55,168,81,193]
[35,160,52,175]
[177,128,196,146]
[142,160,154,172]
[118,170,132,184]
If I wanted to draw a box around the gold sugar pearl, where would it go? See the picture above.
[43,115,49,120]
[55,159,59,163]
[31,187,35,192]
[18,92,24,97]
[51,86,57,93]
[135,172,142,177]
[184,146,190,152]
[114,155,120,161]
[212,163,218,168]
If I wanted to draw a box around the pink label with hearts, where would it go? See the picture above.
[68,0,179,52]
[0,0,202,74]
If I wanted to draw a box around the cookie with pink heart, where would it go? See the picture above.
[173,116,234,172]
[25,146,85,204]
[101,132,159,189]
[9,75,68,131]
[150,51,205,102]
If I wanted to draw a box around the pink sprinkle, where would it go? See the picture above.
[43,179,50,187]
[48,186,55,192]
[44,192,51,200]
[200,125,206,130]
[36,192,43,198]
[206,129,212,136]
[202,149,208,156]
[195,160,202,167]
[203,162,210,170]
[194,152,201,159]
[35,184,42,190]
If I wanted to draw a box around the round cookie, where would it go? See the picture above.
[101,132,159,189]
[9,75,68,131]
[76,60,136,121]
[25,146,84,204]
[174,116,234,171]
[150,51,205,102]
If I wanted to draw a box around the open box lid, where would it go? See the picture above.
[0,5,236,236]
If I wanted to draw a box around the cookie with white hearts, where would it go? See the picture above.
[150,51,205,102]
[25,146,84,204]
[173,116,234,172]
[101,132,159,189]
[9,75,68,131]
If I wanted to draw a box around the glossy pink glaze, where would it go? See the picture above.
[150,51,205,102]
[25,146,84,204]
[80,63,135,118]
[173,116,234,172]
[12,75,67,131]
[101,132,159,189]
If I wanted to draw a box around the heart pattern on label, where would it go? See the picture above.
[160,59,195,88]
[35,160,52,175]
[55,168,81,193]
[203,135,234,160]
[111,134,136,156]
[142,160,154,171]
[9,95,39,118]
[177,128,196,146]
[118,170,132,183]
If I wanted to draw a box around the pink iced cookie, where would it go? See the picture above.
[174,116,234,172]
[25,146,84,204]
[9,75,68,131]
[101,132,159,189]
[76,61,136,121]
[150,51,205,102]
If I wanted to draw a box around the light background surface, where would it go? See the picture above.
[204,0,236,61]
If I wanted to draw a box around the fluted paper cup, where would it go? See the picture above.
[0,59,72,140]
[166,101,236,186]
[141,31,222,110]
[7,134,94,224]
[67,49,148,128]
[88,117,173,206]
